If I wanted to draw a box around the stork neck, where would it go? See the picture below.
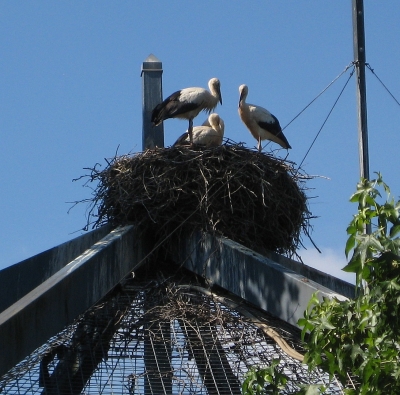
[239,99,247,109]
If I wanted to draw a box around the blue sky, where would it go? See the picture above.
[1,2,399,283]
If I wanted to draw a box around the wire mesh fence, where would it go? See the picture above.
[0,263,351,394]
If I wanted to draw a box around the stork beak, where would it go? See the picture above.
[238,91,244,108]
[217,86,222,105]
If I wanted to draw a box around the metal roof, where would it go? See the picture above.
[0,260,352,394]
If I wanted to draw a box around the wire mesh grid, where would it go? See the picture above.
[0,265,351,394]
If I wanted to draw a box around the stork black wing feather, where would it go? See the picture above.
[172,132,190,147]
[151,90,198,124]
[258,118,291,149]
[257,120,282,137]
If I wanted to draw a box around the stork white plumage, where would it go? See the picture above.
[201,113,225,131]
[151,78,222,145]
[238,84,291,152]
[173,113,224,148]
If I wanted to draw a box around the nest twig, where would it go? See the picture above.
[75,142,313,256]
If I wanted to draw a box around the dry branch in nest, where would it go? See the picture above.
[78,143,313,256]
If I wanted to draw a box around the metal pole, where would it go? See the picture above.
[141,54,164,150]
[352,0,370,181]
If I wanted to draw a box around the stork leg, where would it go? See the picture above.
[188,118,194,146]
[258,136,262,152]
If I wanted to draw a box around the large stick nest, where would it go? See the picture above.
[80,143,312,256]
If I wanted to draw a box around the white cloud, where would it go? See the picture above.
[298,247,355,284]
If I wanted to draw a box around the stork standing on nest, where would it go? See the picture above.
[151,78,222,145]
[238,84,291,152]
[173,113,224,147]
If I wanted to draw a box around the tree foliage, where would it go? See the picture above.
[298,173,400,394]
[242,174,400,394]
[241,360,289,395]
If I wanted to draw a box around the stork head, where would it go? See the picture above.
[238,84,248,107]
[208,113,221,130]
[209,78,222,105]
[203,113,224,135]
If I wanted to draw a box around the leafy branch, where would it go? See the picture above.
[299,173,400,394]
[243,174,400,394]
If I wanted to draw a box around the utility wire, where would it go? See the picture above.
[296,67,356,172]
[366,63,400,108]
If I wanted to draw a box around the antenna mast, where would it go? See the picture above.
[352,0,370,181]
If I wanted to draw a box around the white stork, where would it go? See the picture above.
[238,84,291,151]
[151,78,222,145]
[173,113,224,148]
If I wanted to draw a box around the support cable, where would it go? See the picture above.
[282,61,355,131]
[366,63,400,108]
[296,67,356,172]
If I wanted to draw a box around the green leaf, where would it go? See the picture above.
[346,224,357,235]
[350,344,365,363]
[390,224,400,238]
[297,318,307,327]
[319,315,336,330]
[362,359,376,383]
[368,235,384,251]
[350,191,362,203]
[392,366,400,381]
[342,257,361,273]
[345,235,356,258]
[306,292,320,313]
[347,310,353,323]
[298,384,326,395]
[387,279,400,291]
[354,235,384,264]
[365,194,377,207]
[382,239,400,256]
